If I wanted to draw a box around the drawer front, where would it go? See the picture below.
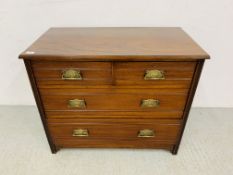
[48,119,181,142]
[40,88,188,112]
[45,110,184,119]
[32,61,112,86]
[115,62,196,88]
[54,138,174,149]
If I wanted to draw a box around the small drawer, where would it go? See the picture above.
[40,88,188,112]
[48,119,181,142]
[114,62,196,88]
[32,61,112,86]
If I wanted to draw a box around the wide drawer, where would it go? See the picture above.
[48,119,181,142]
[54,138,175,149]
[115,62,196,88]
[32,61,112,86]
[45,110,184,119]
[40,88,188,112]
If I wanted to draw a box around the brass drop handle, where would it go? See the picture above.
[141,99,160,108]
[68,99,86,108]
[73,129,89,137]
[144,69,165,80]
[138,129,155,137]
[62,69,82,80]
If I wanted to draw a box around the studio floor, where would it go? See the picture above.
[0,106,232,175]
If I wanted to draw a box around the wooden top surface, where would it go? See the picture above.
[19,27,209,61]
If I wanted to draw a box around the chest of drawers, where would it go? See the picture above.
[19,27,209,154]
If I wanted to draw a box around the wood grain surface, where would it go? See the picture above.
[42,88,187,119]
[40,88,188,112]
[48,118,181,148]
[115,61,196,87]
[19,27,209,61]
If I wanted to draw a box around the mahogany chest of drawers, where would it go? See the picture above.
[19,27,209,154]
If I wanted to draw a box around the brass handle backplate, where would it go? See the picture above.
[144,69,165,80]
[138,129,155,137]
[62,69,82,80]
[68,99,86,108]
[73,129,89,137]
[141,99,160,108]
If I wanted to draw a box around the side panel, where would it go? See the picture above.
[172,60,204,154]
[24,60,57,153]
